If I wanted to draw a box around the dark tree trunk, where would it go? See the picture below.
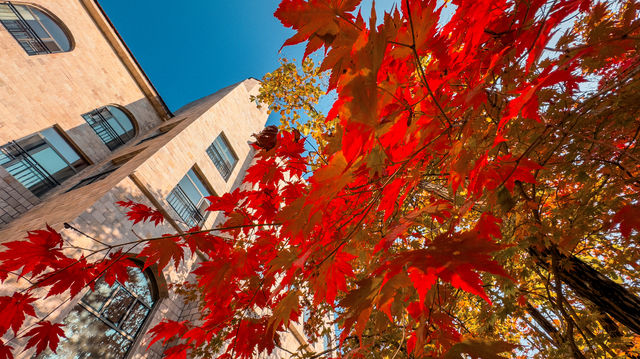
[529,245,640,335]
[525,302,587,359]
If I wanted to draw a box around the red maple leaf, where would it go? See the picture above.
[205,189,246,214]
[163,344,189,359]
[137,236,185,273]
[116,200,164,226]
[0,293,37,336]
[183,228,223,254]
[38,257,95,298]
[182,326,208,347]
[0,225,66,281]
[612,204,640,238]
[0,339,13,359]
[23,321,66,356]
[251,125,279,151]
[92,251,136,287]
[147,320,188,348]
[275,0,360,59]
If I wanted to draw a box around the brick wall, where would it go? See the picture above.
[0,167,39,226]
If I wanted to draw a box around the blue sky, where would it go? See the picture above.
[99,0,399,115]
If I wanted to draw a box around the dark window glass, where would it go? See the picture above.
[120,302,149,335]
[82,280,116,313]
[102,287,136,325]
[82,106,136,151]
[0,3,70,55]
[206,133,238,181]
[167,168,211,227]
[0,128,87,197]
[36,267,156,359]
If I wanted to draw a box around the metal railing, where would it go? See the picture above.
[206,143,232,180]
[85,108,128,151]
[0,2,51,55]
[0,140,59,196]
[166,185,205,227]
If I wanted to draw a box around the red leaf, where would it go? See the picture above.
[0,293,37,336]
[116,200,164,226]
[449,267,492,304]
[93,252,136,287]
[205,189,246,214]
[147,320,189,348]
[23,321,66,356]
[406,332,417,354]
[0,225,65,281]
[38,257,94,298]
[612,205,640,238]
[138,236,185,273]
[163,344,189,359]
[274,0,359,51]
[0,339,13,359]
[407,267,437,309]
[251,125,279,151]
[183,327,208,346]
[183,228,223,254]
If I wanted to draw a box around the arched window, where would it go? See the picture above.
[0,3,72,55]
[37,266,158,359]
[82,106,137,151]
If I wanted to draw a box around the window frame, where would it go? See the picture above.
[206,132,238,181]
[82,105,138,151]
[78,274,156,345]
[35,265,159,359]
[0,126,89,197]
[0,2,73,55]
[166,166,214,227]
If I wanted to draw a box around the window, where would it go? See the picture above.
[0,3,71,55]
[0,127,88,197]
[36,266,157,359]
[83,106,136,151]
[167,168,212,227]
[206,133,237,181]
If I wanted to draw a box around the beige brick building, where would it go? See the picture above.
[0,1,318,358]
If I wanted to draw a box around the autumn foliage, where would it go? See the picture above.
[2,0,640,358]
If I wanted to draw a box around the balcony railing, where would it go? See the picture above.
[0,141,59,197]
[84,109,129,151]
[0,2,51,55]
[206,144,232,180]
[166,185,206,227]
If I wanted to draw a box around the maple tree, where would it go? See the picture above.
[2,0,640,358]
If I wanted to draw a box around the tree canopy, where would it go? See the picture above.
[2,0,640,358]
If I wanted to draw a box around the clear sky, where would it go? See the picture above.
[98,0,399,114]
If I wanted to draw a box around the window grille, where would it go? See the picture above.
[82,106,135,151]
[36,266,157,359]
[206,133,238,181]
[0,2,71,55]
[167,168,211,227]
[0,128,87,197]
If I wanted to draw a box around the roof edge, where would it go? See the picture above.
[80,0,174,120]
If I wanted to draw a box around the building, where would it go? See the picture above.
[0,1,317,358]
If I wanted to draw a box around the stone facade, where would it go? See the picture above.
[0,1,318,358]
